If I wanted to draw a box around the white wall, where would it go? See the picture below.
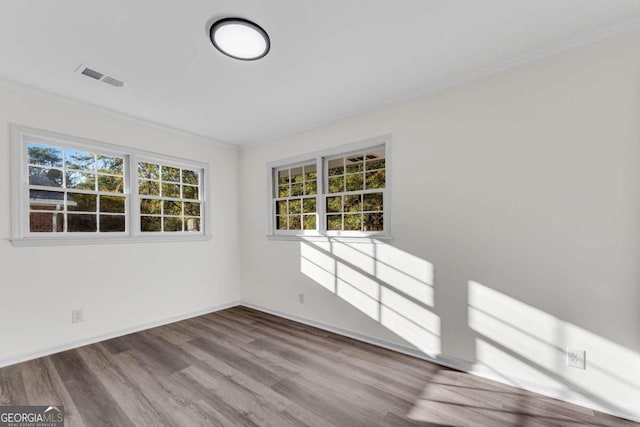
[2,25,639,422]
[0,81,242,366]
[240,30,640,419]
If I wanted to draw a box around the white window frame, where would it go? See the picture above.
[10,124,211,246]
[271,159,320,237]
[134,156,206,236]
[266,134,391,241]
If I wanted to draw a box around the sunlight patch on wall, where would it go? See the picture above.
[381,286,441,353]
[300,238,440,355]
[468,281,640,412]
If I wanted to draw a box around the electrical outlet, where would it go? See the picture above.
[567,348,586,369]
[298,293,305,304]
[72,309,84,324]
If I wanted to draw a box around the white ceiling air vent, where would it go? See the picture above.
[101,76,124,88]
[76,64,124,88]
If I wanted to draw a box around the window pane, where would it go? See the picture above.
[364,212,384,231]
[139,180,160,196]
[68,193,97,212]
[29,190,66,208]
[162,183,180,198]
[303,198,316,213]
[184,202,200,217]
[363,193,383,211]
[289,215,302,230]
[291,183,304,196]
[30,212,64,232]
[97,155,124,175]
[365,170,385,189]
[141,216,161,232]
[163,200,182,216]
[98,175,124,193]
[185,218,201,232]
[183,185,199,200]
[67,172,95,190]
[100,215,126,232]
[29,167,63,187]
[345,173,364,192]
[328,158,344,176]
[66,150,95,171]
[289,199,301,214]
[345,157,364,173]
[304,180,317,195]
[278,185,290,197]
[140,198,161,214]
[138,162,160,179]
[28,143,62,167]
[276,215,287,230]
[344,194,362,212]
[278,170,289,185]
[182,169,199,185]
[100,195,126,213]
[328,176,344,193]
[291,167,304,183]
[276,200,287,215]
[303,214,316,230]
[365,152,385,171]
[304,164,317,180]
[344,213,363,231]
[326,196,342,213]
[163,216,183,232]
[162,166,180,182]
[327,214,342,230]
[68,214,97,232]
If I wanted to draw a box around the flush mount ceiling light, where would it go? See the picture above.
[209,18,270,61]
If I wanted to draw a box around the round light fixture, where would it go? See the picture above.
[209,18,270,61]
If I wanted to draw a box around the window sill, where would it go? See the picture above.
[266,234,392,243]
[9,234,212,247]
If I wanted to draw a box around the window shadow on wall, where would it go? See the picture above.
[300,238,441,356]
[467,280,640,421]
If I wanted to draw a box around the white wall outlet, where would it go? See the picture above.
[72,309,84,324]
[298,293,305,304]
[567,348,586,369]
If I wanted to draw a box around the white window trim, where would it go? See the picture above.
[266,134,392,241]
[10,124,211,246]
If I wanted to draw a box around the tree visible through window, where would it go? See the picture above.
[138,161,202,233]
[274,163,317,231]
[11,125,209,244]
[27,142,126,233]
[326,148,385,232]
[269,139,388,237]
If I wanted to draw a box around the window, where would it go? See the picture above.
[325,148,385,232]
[267,135,389,238]
[11,125,209,245]
[137,161,203,233]
[27,142,127,234]
[274,162,317,232]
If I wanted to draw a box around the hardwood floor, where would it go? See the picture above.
[0,306,636,426]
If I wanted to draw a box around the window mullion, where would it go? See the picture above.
[129,153,139,237]
[317,156,325,233]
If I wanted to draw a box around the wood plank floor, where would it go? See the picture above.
[0,306,636,426]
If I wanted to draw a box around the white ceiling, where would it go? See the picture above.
[0,1,639,146]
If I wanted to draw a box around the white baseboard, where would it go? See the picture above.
[241,301,640,424]
[2,299,638,423]
[0,300,242,369]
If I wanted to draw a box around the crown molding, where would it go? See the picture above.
[0,77,239,151]
[239,17,640,149]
